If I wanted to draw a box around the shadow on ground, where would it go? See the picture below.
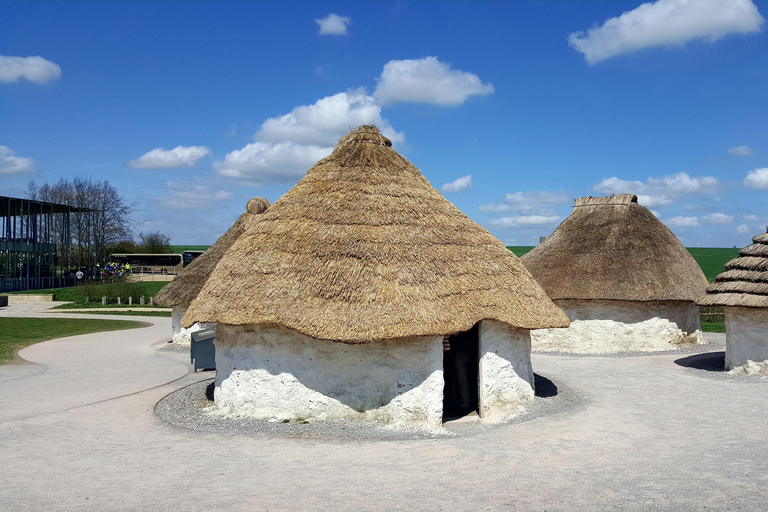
[674,351,725,372]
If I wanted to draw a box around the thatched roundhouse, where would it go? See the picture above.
[520,194,708,354]
[183,125,569,427]
[154,197,270,345]
[698,227,768,372]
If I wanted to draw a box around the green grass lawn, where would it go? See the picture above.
[0,317,146,364]
[8,281,168,302]
[701,322,726,333]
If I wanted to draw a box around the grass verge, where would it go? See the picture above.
[8,280,168,302]
[60,310,172,317]
[51,302,168,309]
[0,317,146,364]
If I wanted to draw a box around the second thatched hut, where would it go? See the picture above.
[520,194,708,354]
[698,226,768,372]
[153,197,269,345]
[183,125,569,428]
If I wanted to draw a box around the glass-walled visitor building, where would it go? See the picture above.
[1,196,95,292]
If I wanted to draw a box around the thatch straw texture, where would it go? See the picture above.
[520,194,708,301]
[153,198,270,307]
[183,125,569,343]
[698,227,768,308]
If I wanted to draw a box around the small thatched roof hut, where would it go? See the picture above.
[521,194,708,354]
[183,125,568,427]
[154,197,269,345]
[698,227,768,371]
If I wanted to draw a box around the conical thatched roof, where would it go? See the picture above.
[153,197,270,308]
[698,227,768,308]
[183,125,569,343]
[520,194,707,302]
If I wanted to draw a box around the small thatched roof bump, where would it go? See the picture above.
[574,194,637,207]
[699,226,768,308]
[247,197,270,214]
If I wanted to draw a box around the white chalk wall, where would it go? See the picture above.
[213,324,445,427]
[171,306,212,346]
[531,300,702,354]
[725,307,768,370]
[478,321,534,422]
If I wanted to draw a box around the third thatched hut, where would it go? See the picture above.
[698,226,768,372]
[520,194,708,354]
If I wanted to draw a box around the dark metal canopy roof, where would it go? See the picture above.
[0,196,98,217]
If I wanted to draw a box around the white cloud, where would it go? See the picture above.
[0,146,35,174]
[650,210,661,218]
[702,213,734,224]
[489,215,561,227]
[256,89,403,147]
[737,224,749,233]
[637,194,673,207]
[729,145,754,156]
[744,168,768,189]
[441,175,472,193]
[479,190,571,213]
[0,55,61,83]
[315,13,351,35]
[129,146,211,169]
[156,180,233,210]
[594,172,720,207]
[213,141,331,185]
[568,0,765,64]
[665,216,699,227]
[374,57,494,107]
[744,214,759,221]
[219,90,405,184]
[593,176,646,194]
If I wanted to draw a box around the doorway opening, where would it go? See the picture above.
[442,322,479,420]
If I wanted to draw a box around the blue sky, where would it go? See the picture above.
[1,0,766,247]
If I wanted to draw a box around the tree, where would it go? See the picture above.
[136,231,172,253]
[26,176,135,267]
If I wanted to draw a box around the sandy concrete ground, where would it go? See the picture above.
[1,301,766,511]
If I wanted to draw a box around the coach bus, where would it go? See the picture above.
[110,253,184,275]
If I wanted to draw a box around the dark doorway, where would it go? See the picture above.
[443,323,479,419]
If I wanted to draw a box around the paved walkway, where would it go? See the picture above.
[0,302,766,511]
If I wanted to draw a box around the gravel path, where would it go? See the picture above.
[1,303,766,512]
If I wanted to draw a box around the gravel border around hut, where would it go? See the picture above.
[154,372,582,442]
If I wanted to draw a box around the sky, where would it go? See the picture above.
[1,0,767,248]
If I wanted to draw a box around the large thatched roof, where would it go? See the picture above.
[698,227,768,308]
[183,125,569,343]
[520,194,707,302]
[153,197,270,308]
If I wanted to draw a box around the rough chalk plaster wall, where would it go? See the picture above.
[171,306,212,346]
[213,324,444,427]
[531,300,702,354]
[478,321,534,422]
[725,307,768,370]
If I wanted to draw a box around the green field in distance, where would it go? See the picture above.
[508,246,738,283]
